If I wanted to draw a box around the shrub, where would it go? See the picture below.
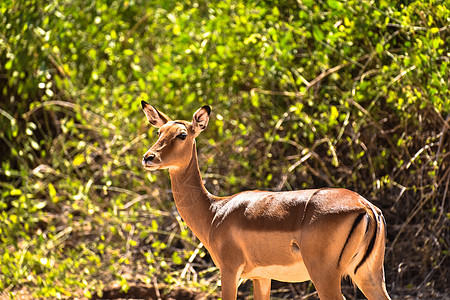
[0,0,448,298]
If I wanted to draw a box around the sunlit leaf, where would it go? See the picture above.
[73,154,85,166]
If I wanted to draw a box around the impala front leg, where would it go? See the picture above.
[253,278,271,300]
[220,267,242,300]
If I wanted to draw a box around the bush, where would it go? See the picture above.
[1,0,448,298]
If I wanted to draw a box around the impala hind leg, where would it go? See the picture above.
[304,260,344,299]
[309,275,345,300]
[253,278,271,300]
[350,266,391,300]
[301,259,345,298]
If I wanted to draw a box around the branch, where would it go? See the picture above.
[250,54,370,98]
[180,242,204,279]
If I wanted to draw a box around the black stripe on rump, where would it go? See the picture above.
[381,214,387,238]
[354,210,379,274]
[337,213,365,268]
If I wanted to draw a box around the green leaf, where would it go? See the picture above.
[73,154,85,166]
[48,183,57,201]
[312,25,324,41]
[4,60,13,70]
[172,24,181,36]
[123,49,134,56]
[430,27,439,34]
[329,105,339,126]
[151,220,158,230]
[31,140,40,150]
[10,189,22,196]
[303,0,314,7]
[272,7,280,17]
[35,201,47,209]
[376,43,384,54]
[171,252,182,265]
[327,0,342,9]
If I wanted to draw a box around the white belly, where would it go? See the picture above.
[241,261,311,283]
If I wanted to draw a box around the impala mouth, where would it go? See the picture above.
[142,162,161,171]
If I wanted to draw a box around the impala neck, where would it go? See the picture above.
[168,141,214,245]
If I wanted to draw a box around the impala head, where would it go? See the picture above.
[141,101,210,171]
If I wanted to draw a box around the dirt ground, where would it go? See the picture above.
[1,280,448,299]
[2,284,448,300]
[90,283,448,300]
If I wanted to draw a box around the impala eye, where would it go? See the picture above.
[177,132,187,140]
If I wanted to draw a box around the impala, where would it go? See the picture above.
[140,101,391,300]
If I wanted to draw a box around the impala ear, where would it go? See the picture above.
[141,101,171,128]
[192,105,211,137]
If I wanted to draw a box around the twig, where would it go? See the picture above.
[47,53,69,79]
[303,160,333,186]
[22,100,77,119]
[152,277,162,300]
[316,39,365,68]
[391,181,407,207]
[300,291,318,299]
[356,30,400,83]
[416,256,447,292]
[290,67,310,86]
[29,28,75,90]
[125,225,135,252]
[405,142,439,170]
[122,195,146,210]
[356,65,417,124]
[392,142,440,180]
[0,107,15,122]
[307,62,350,89]
[250,88,304,98]
[180,242,204,279]
[289,152,312,173]
[288,138,328,173]
[432,167,450,232]
[124,13,150,45]
[118,133,147,156]
[434,113,450,173]
[23,100,117,130]
[93,185,140,197]
[389,190,435,251]
[250,61,353,99]
[387,23,449,32]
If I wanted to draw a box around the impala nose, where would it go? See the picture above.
[143,153,155,164]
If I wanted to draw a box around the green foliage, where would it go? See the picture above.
[0,0,449,298]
